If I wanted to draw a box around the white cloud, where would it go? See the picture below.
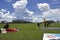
[37,3,50,11]
[25,9,34,16]
[0,0,59,23]
[1,9,6,12]
[23,15,43,23]
[12,1,51,23]
[12,0,28,19]
[12,0,34,20]
[36,3,60,22]
[13,0,27,9]
[31,16,43,23]
[42,9,60,21]
[0,9,16,22]
[12,1,60,23]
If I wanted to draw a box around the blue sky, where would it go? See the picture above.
[0,0,60,22]
[0,0,60,14]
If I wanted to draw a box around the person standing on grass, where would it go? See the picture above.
[0,22,9,33]
[44,22,47,27]
[3,23,9,29]
[44,18,47,27]
[37,23,40,28]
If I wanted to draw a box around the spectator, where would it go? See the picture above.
[3,23,9,29]
[37,23,40,27]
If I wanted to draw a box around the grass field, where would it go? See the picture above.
[0,23,60,40]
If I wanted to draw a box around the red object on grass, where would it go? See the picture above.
[6,28,19,32]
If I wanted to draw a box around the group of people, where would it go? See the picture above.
[4,23,9,29]
[37,22,50,28]
[0,22,50,33]
[0,23,9,33]
[37,23,40,28]
[0,23,19,33]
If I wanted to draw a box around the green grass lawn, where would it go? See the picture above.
[0,23,60,40]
